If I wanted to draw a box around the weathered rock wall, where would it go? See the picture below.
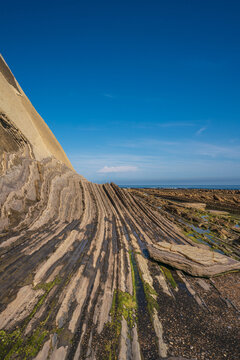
[0,55,73,169]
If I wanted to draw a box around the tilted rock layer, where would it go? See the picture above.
[0,56,240,360]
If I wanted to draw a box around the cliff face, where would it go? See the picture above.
[0,57,239,360]
[0,55,73,169]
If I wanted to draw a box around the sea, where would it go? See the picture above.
[118,185,240,190]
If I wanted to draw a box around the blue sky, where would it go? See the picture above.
[2,0,240,184]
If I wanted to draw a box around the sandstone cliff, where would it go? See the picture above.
[0,54,73,169]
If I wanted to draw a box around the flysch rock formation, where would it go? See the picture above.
[0,56,240,360]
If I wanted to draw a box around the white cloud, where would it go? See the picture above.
[98,166,138,173]
[196,127,207,135]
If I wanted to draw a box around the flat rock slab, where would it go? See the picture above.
[208,210,229,215]
[147,242,240,278]
[181,202,206,210]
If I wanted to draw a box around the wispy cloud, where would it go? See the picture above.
[158,122,195,128]
[98,165,138,173]
[118,121,197,130]
[103,93,115,99]
[111,139,179,149]
[196,127,207,135]
[195,142,240,158]
[108,137,240,160]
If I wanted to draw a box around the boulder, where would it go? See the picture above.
[147,242,240,278]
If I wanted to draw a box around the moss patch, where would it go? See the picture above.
[0,277,61,359]
[130,250,159,314]
[129,251,137,301]
[99,289,137,360]
[0,327,49,360]
[161,266,177,289]
[142,281,159,313]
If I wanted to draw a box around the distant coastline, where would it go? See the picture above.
[118,185,240,190]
